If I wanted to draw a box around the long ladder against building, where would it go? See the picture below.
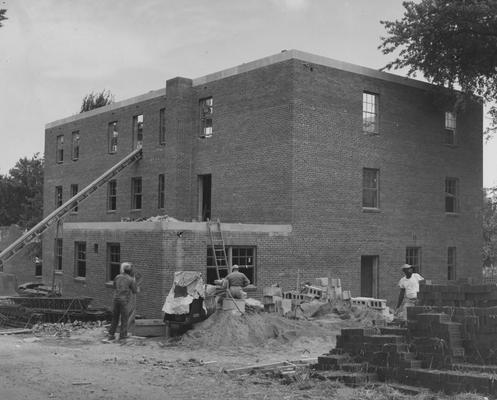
[207,219,229,280]
[0,148,143,270]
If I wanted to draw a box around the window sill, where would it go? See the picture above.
[105,281,114,288]
[443,143,458,148]
[130,209,142,212]
[35,275,43,279]
[107,210,117,214]
[54,270,63,275]
[362,207,381,213]
[73,276,86,283]
[362,130,379,136]
[445,212,460,217]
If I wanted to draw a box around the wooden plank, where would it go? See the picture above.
[0,328,32,335]
[226,358,317,373]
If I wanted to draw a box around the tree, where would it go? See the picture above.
[379,0,497,134]
[0,154,44,229]
[0,9,7,28]
[80,89,114,113]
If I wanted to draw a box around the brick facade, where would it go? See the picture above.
[40,50,483,316]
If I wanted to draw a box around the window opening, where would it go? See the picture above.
[108,122,118,154]
[362,168,379,208]
[159,108,166,145]
[447,247,456,280]
[406,247,422,273]
[56,135,64,163]
[445,177,459,213]
[107,243,121,281]
[107,180,117,211]
[444,111,456,145]
[74,242,86,277]
[131,177,142,210]
[71,131,80,160]
[34,256,42,277]
[361,255,379,298]
[133,114,144,149]
[55,186,63,208]
[362,92,379,133]
[55,238,63,271]
[158,174,165,209]
[70,184,78,213]
[206,246,256,285]
[199,97,213,138]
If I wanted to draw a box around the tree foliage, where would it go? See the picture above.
[0,154,44,229]
[80,89,114,113]
[379,0,497,133]
[0,9,7,28]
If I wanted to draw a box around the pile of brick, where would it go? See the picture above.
[419,280,497,307]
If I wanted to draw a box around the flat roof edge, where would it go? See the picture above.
[63,221,293,234]
[45,88,166,129]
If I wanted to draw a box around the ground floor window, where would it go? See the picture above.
[447,247,456,280]
[55,239,63,270]
[74,242,86,277]
[206,246,256,285]
[107,243,121,281]
[405,247,422,274]
[34,256,42,277]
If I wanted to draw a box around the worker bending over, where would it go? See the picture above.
[396,263,424,320]
[225,264,250,299]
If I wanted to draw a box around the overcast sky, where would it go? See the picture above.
[1,0,495,187]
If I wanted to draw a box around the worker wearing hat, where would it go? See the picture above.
[396,264,424,320]
[224,264,250,299]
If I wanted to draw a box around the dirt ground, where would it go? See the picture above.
[0,308,490,400]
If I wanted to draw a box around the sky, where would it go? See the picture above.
[0,0,496,187]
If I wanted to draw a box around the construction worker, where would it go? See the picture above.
[225,264,250,299]
[396,264,424,320]
[108,262,137,341]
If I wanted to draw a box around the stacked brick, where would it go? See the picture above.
[419,281,497,307]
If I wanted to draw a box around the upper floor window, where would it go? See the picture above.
[56,135,64,163]
[74,241,86,278]
[159,108,166,145]
[108,122,118,154]
[362,168,379,209]
[445,177,459,213]
[107,180,117,211]
[406,247,422,274]
[158,174,165,209]
[71,131,80,161]
[70,184,78,213]
[199,97,213,138]
[55,186,63,208]
[447,247,456,280]
[362,92,379,133]
[131,177,142,210]
[444,111,456,145]
[133,114,143,149]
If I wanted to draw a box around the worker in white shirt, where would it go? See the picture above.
[396,263,424,320]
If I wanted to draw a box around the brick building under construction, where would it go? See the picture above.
[8,50,482,318]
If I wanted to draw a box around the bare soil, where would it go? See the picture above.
[0,310,489,400]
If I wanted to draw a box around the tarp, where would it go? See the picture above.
[162,271,206,315]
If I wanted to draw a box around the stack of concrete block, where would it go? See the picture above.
[418,281,497,307]
[262,286,283,313]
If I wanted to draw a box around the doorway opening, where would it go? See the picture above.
[198,174,211,221]
[360,255,379,298]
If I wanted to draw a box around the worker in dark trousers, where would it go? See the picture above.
[108,262,137,340]
[225,264,250,299]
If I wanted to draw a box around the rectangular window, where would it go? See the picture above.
[445,177,459,213]
[71,131,80,160]
[107,243,121,281]
[74,242,86,278]
[56,135,64,163]
[55,186,63,208]
[158,174,165,209]
[108,122,118,154]
[133,114,144,149]
[406,247,422,274]
[131,177,142,210]
[70,184,78,213]
[447,247,456,280]
[55,239,63,270]
[444,111,456,145]
[159,108,166,145]
[199,97,213,138]
[362,168,379,208]
[107,180,117,211]
[362,92,379,133]
[206,246,256,285]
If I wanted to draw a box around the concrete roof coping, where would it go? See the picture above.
[46,49,441,129]
[63,221,292,234]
